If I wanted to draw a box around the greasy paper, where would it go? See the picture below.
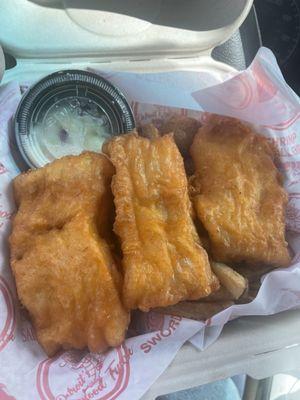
[0,48,300,399]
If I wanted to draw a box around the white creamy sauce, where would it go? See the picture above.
[29,97,112,166]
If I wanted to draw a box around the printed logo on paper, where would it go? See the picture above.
[252,59,278,103]
[140,314,182,354]
[0,194,12,230]
[132,101,200,128]
[0,383,16,400]
[286,193,300,233]
[0,276,16,352]
[36,344,132,400]
[207,74,254,111]
[20,309,37,343]
[263,112,300,131]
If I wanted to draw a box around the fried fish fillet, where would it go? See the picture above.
[10,152,129,356]
[190,116,291,267]
[104,133,219,311]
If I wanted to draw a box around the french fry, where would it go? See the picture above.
[201,286,235,302]
[155,300,233,321]
[211,262,248,300]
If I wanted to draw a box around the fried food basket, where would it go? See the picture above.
[1,1,300,398]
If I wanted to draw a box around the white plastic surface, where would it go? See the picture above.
[142,310,300,399]
[1,56,236,86]
[0,0,252,59]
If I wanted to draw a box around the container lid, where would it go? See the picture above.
[0,0,253,59]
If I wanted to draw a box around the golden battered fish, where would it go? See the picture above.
[190,115,291,268]
[104,133,218,311]
[10,152,129,356]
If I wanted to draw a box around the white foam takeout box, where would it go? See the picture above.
[1,1,300,398]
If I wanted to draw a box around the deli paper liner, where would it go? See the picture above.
[0,47,300,399]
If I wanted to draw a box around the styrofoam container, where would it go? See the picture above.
[0,0,253,84]
[2,0,300,397]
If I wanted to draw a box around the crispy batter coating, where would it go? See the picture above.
[104,133,218,311]
[190,116,291,267]
[10,152,129,356]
